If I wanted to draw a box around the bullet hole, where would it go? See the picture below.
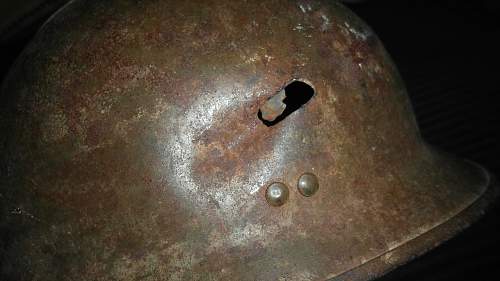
[258,80,315,126]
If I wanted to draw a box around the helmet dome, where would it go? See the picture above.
[0,1,497,280]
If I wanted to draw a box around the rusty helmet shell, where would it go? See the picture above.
[0,0,497,280]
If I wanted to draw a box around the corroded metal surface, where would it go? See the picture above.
[260,88,287,122]
[0,0,496,280]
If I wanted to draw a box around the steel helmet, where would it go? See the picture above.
[0,0,497,280]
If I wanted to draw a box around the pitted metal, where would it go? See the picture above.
[0,0,497,280]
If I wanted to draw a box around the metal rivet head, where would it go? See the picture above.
[265,182,289,207]
[297,173,319,197]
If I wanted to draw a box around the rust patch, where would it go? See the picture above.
[0,1,496,281]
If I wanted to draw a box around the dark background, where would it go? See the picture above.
[1,1,499,280]
[349,1,500,281]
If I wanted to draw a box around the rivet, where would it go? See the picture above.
[265,182,289,207]
[297,173,319,197]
